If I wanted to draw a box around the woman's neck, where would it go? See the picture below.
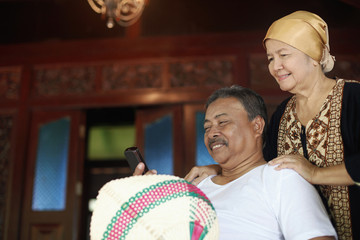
[295,76,336,125]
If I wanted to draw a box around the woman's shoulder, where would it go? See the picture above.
[270,96,292,119]
[342,79,360,90]
[341,79,360,98]
[342,79,360,83]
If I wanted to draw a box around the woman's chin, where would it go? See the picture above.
[278,83,294,93]
[279,85,289,92]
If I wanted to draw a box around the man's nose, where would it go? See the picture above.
[207,127,219,138]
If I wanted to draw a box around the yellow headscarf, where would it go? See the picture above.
[263,10,335,73]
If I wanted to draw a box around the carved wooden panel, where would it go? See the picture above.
[327,55,360,81]
[31,57,237,99]
[30,224,64,240]
[33,66,96,97]
[169,58,234,88]
[102,62,163,90]
[249,53,277,91]
[0,67,21,100]
[0,114,13,240]
[250,54,360,90]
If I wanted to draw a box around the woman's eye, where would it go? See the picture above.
[267,57,273,62]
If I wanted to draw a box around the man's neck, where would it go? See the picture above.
[212,154,266,185]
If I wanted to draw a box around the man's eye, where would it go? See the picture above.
[267,57,273,62]
[219,121,228,125]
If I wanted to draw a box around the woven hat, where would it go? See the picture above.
[90,174,219,240]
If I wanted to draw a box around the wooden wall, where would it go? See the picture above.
[0,29,359,239]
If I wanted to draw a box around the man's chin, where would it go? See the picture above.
[210,155,227,165]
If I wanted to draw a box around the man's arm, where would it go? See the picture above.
[310,237,335,240]
[267,167,338,239]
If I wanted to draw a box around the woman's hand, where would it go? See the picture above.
[184,164,221,185]
[268,154,355,186]
[268,154,317,184]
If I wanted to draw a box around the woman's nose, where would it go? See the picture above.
[272,58,283,71]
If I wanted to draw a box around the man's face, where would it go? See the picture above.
[203,97,258,169]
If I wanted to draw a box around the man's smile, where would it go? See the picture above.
[208,138,228,151]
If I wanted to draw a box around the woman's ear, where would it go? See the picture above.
[312,59,319,67]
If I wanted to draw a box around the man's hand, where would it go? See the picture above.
[132,162,157,176]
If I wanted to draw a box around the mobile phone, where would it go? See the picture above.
[124,147,149,174]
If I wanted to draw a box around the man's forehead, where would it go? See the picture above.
[205,98,244,118]
[207,97,243,110]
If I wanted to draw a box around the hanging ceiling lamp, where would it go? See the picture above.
[87,0,148,28]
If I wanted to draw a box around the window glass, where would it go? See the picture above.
[87,125,135,160]
[195,111,216,166]
[144,114,173,174]
[32,118,70,211]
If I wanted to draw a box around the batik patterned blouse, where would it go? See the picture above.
[264,79,360,240]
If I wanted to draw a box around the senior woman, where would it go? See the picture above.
[184,11,360,240]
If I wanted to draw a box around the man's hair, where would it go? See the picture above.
[205,85,268,147]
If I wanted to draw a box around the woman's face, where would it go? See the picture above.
[265,39,316,94]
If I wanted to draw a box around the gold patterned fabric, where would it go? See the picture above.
[277,79,352,240]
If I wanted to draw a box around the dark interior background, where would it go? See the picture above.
[1,1,360,240]
[1,0,360,45]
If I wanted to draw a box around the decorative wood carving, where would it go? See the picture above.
[33,66,96,97]
[31,57,236,98]
[102,62,163,90]
[327,55,360,81]
[249,54,277,91]
[249,53,360,93]
[0,67,21,100]
[0,114,13,240]
[169,58,234,88]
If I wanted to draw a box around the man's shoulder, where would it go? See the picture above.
[262,164,301,178]
[197,175,215,187]
[260,164,311,190]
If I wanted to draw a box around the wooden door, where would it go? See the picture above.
[21,110,85,240]
[135,105,185,177]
